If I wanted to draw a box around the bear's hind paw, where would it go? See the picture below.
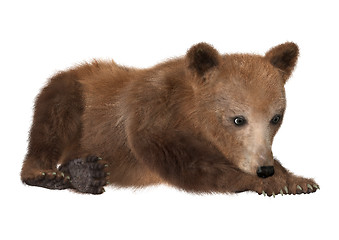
[67,156,109,195]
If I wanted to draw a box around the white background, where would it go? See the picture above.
[1,0,338,239]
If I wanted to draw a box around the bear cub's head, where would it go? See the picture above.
[186,42,299,177]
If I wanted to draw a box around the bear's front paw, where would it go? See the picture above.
[285,176,320,195]
[67,156,109,194]
[256,176,319,197]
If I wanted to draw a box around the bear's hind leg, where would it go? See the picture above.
[20,134,74,190]
[21,70,83,191]
[20,136,73,190]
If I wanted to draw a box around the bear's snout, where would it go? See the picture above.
[256,166,274,178]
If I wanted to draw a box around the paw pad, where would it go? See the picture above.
[67,156,109,194]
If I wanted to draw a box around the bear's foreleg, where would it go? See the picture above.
[128,128,319,196]
[127,130,262,193]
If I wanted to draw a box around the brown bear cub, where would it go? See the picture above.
[21,42,319,196]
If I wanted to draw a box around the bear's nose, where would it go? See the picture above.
[257,166,274,178]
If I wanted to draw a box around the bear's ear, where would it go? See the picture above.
[186,42,221,79]
[265,42,299,83]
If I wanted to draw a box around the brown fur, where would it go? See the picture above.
[21,42,319,196]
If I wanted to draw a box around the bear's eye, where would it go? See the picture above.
[233,116,247,126]
[270,114,282,124]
